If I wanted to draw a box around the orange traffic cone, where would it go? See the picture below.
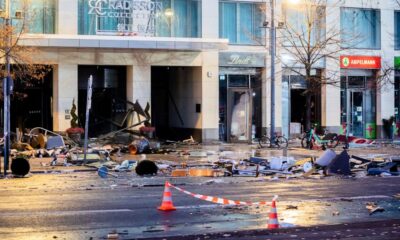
[267,195,279,229]
[158,181,176,211]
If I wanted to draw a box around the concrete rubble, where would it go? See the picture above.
[1,127,399,179]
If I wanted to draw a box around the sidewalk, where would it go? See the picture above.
[2,140,400,176]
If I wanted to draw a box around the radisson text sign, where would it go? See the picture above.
[340,56,381,69]
[88,0,163,16]
[87,0,163,36]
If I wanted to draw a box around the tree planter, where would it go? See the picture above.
[66,128,84,144]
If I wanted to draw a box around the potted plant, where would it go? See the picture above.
[66,99,84,143]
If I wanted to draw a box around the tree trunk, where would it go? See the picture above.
[305,94,312,131]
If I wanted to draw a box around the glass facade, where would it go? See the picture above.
[395,11,400,50]
[219,1,265,45]
[78,0,201,37]
[341,8,381,49]
[396,75,399,122]
[0,0,55,34]
[340,75,376,138]
[283,5,325,46]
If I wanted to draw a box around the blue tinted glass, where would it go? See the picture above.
[220,2,237,43]
[5,0,55,34]
[78,0,201,37]
[341,8,380,49]
[219,1,265,45]
[395,11,400,49]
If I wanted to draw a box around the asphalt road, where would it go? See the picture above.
[0,173,399,240]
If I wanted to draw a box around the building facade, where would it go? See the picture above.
[1,0,399,142]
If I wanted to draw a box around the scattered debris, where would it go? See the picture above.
[135,160,158,176]
[366,202,385,215]
[11,157,30,176]
[286,205,298,210]
[332,211,340,216]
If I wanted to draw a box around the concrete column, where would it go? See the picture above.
[126,65,151,128]
[261,68,268,135]
[127,65,151,109]
[53,64,78,132]
[57,0,78,34]
[202,0,219,38]
[377,8,395,138]
[321,2,341,132]
[201,51,219,141]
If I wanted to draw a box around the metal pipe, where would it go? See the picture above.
[3,5,11,175]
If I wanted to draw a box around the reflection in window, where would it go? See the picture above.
[219,1,265,45]
[395,11,400,50]
[0,0,55,34]
[78,0,201,37]
[341,8,381,49]
[283,5,325,46]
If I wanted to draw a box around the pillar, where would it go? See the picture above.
[202,0,219,38]
[201,51,219,141]
[53,64,78,132]
[57,0,78,34]
[126,65,151,128]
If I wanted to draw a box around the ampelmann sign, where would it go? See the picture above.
[88,0,164,36]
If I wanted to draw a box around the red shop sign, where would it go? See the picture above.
[340,56,381,69]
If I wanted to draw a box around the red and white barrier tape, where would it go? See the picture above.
[167,182,273,206]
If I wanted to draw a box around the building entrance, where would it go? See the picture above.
[219,69,262,143]
[7,67,53,132]
[78,66,127,137]
[349,90,364,137]
[340,74,376,138]
[151,66,201,141]
[227,88,252,142]
[282,74,321,138]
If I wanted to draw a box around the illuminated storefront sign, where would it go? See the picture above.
[340,56,381,69]
[219,53,266,67]
[394,57,400,69]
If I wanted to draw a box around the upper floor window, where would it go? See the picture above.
[219,1,265,45]
[78,0,201,38]
[0,0,55,34]
[341,8,380,49]
[395,11,400,50]
[282,4,325,47]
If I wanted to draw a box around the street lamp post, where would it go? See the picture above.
[2,0,12,175]
[270,0,276,143]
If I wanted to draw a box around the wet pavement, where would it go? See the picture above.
[0,141,399,239]
[0,171,399,240]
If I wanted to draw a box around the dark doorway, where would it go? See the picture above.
[151,66,198,141]
[78,66,126,137]
[8,67,53,132]
[290,89,307,127]
[290,89,320,132]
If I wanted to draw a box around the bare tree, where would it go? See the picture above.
[278,0,347,130]
[0,1,50,100]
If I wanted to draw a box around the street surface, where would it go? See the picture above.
[0,172,399,239]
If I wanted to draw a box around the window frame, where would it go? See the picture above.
[340,7,381,50]
[219,1,266,46]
